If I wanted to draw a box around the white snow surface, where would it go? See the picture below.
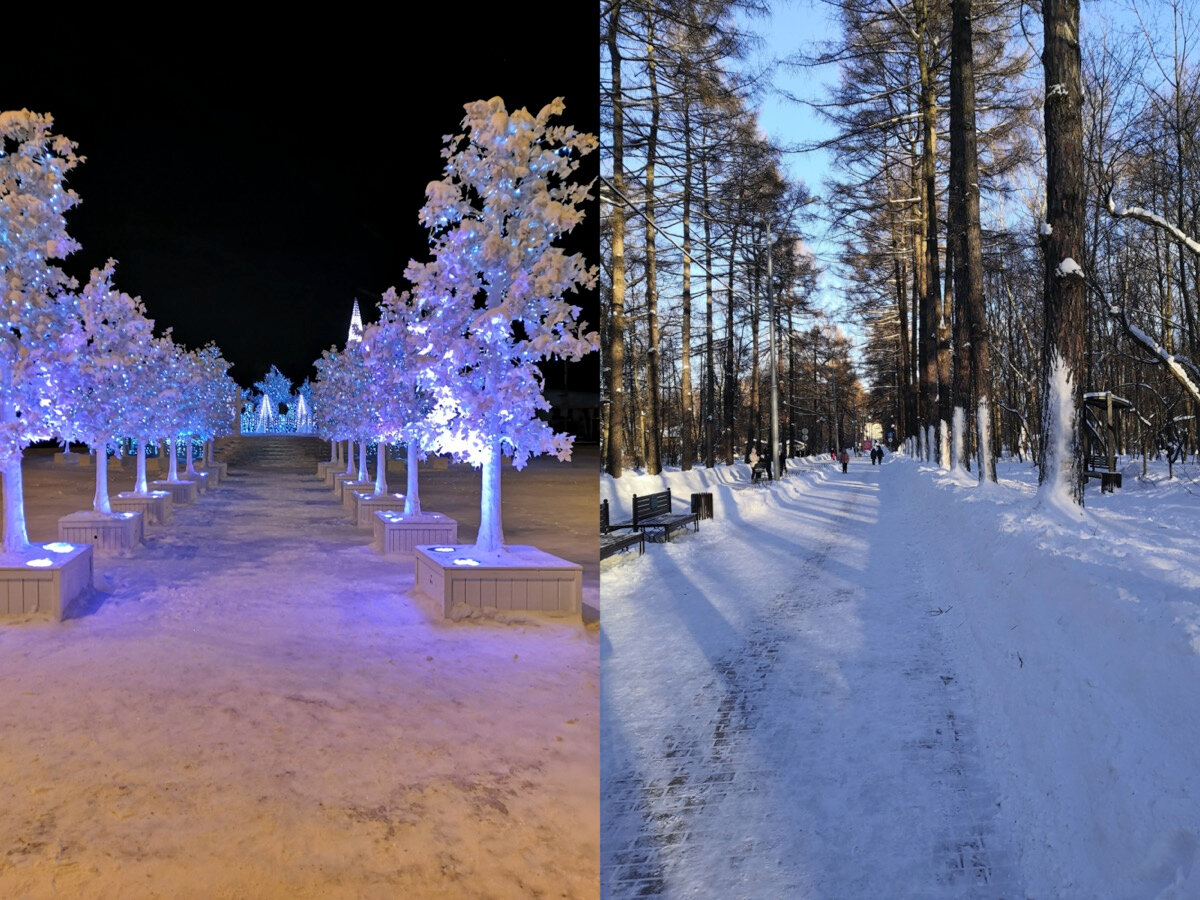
[601,453,1200,897]
[0,438,599,898]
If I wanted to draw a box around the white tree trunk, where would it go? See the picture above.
[404,440,422,515]
[475,438,504,553]
[185,436,196,475]
[976,397,995,482]
[1037,349,1077,505]
[93,443,112,514]
[344,440,355,476]
[374,438,387,495]
[136,439,149,494]
[357,440,368,483]
[167,435,180,482]
[939,419,951,469]
[951,406,966,471]
[2,456,30,554]
[330,439,337,463]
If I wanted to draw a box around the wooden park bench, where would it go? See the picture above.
[631,489,700,543]
[600,499,643,560]
[751,459,771,481]
[1084,455,1122,492]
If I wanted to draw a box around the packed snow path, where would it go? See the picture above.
[0,438,598,898]
[601,457,1022,897]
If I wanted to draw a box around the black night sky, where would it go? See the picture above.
[8,11,599,404]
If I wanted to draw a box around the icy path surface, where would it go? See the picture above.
[0,439,598,899]
[601,459,1021,898]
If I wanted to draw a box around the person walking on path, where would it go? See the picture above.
[838,448,850,473]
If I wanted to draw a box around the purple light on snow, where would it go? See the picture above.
[431,546,455,553]
[26,558,53,568]
[452,558,480,567]
[43,542,73,553]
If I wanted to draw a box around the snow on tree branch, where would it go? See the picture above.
[1105,194,1200,257]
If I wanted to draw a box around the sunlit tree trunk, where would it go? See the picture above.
[1038,0,1086,505]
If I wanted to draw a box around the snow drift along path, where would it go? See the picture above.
[601,457,1021,897]
[0,438,598,899]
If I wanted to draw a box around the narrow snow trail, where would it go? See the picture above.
[601,458,1022,897]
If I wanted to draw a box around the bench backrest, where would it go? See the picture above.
[632,490,672,526]
[601,499,610,532]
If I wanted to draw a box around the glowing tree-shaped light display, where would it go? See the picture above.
[0,110,84,553]
[406,97,598,553]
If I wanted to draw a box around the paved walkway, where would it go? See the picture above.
[601,459,1023,897]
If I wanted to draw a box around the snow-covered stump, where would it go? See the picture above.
[0,543,93,621]
[339,480,373,512]
[374,511,457,554]
[57,510,143,556]
[110,491,173,525]
[353,492,407,529]
[413,545,582,619]
[151,479,198,505]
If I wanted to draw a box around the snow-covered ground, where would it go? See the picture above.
[0,437,599,899]
[601,452,1200,898]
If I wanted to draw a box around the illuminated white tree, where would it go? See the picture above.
[361,287,440,514]
[66,260,155,513]
[406,97,598,552]
[0,110,84,553]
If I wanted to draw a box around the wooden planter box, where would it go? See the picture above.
[200,460,227,482]
[317,460,342,480]
[182,469,209,493]
[151,479,198,505]
[53,452,85,466]
[340,481,373,512]
[110,491,172,525]
[58,510,144,556]
[413,545,582,619]
[374,512,457,553]
[330,471,359,492]
[351,493,404,528]
[0,544,93,620]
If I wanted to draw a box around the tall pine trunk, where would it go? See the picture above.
[604,0,628,478]
[950,0,996,482]
[1039,0,1086,506]
[643,3,663,474]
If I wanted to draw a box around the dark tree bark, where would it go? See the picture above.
[604,0,627,478]
[949,0,996,480]
[1039,0,1087,504]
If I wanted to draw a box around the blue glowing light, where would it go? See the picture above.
[431,546,455,553]
[43,542,73,553]
[26,558,53,568]
[452,558,481,567]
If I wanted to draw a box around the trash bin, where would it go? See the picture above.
[691,492,714,520]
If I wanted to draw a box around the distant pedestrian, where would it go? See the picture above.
[838,448,849,473]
